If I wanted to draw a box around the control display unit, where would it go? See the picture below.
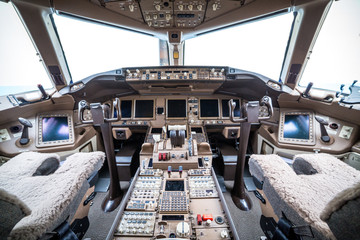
[36,112,74,147]
[167,99,187,118]
[165,180,185,191]
[278,111,315,145]
[135,100,154,118]
[200,99,219,118]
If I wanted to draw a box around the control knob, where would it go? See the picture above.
[212,3,218,11]
[129,4,134,12]
[221,230,229,238]
[18,117,32,145]
[155,4,161,11]
[176,222,190,238]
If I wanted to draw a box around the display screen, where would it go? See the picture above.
[165,180,184,191]
[200,99,219,118]
[222,99,241,117]
[167,100,186,118]
[42,117,69,142]
[135,100,154,118]
[121,100,132,118]
[283,114,310,140]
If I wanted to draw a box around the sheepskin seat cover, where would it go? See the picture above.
[249,153,360,240]
[0,151,105,240]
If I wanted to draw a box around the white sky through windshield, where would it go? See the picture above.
[185,13,294,81]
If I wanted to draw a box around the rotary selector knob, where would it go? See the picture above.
[212,3,218,11]
[221,230,229,238]
[176,222,190,237]
[129,4,134,12]
[155,4,161,11]
[178,4,184,10]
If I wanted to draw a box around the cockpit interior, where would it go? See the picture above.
[1,0,360,239]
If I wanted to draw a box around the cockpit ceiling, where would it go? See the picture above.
[52,0,292,40]
[91,0,255,29]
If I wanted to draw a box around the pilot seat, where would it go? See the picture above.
[249,153,360,240]
[0,151,105,240]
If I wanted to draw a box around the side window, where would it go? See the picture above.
[0,2,53,96]
[299,1,360,91]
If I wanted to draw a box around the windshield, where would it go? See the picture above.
[299,0,360,92]
[0,2,52,96]
[185,12,294,81]
[53,14,160,82]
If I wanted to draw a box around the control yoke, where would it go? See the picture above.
[78,98,121,124]
[228,95,273,123]
[78,98,123,212]
[227,96,273,211]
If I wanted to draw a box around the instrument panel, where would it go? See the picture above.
[81,95,270,128]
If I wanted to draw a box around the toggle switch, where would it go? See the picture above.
[168,166,172,178]
[202,214,213,221]
[179,166,183,178]
[197,214,202,225]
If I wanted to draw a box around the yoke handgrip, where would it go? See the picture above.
[78,98,121,124]
[228,95,273,123]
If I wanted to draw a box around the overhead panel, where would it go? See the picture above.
[90,0,256,29]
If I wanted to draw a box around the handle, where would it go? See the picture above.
[228,95,273,123]
[258,96,273,121]
[78,98,121,124]
[228,99,246,123]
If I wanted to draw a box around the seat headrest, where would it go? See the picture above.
[32,157,60,176]
[293,158,318,175]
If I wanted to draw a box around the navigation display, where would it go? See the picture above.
[121,100,132,118]
[222,99,241,117]
[283,114,310,139]
[135,100,154,118]
[165,180,185,191]
[42,117,69,142]
[167,99,186,118]
[200,99,219,118]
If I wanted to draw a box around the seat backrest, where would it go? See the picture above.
[320,182,360,240]
[0,189,31,240]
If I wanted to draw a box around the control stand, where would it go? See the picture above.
[110,168,239,240]
[228,96,273,211]
[78,98,123,212]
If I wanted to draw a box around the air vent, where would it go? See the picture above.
[48,65,65,86]
[287,64,302,84]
